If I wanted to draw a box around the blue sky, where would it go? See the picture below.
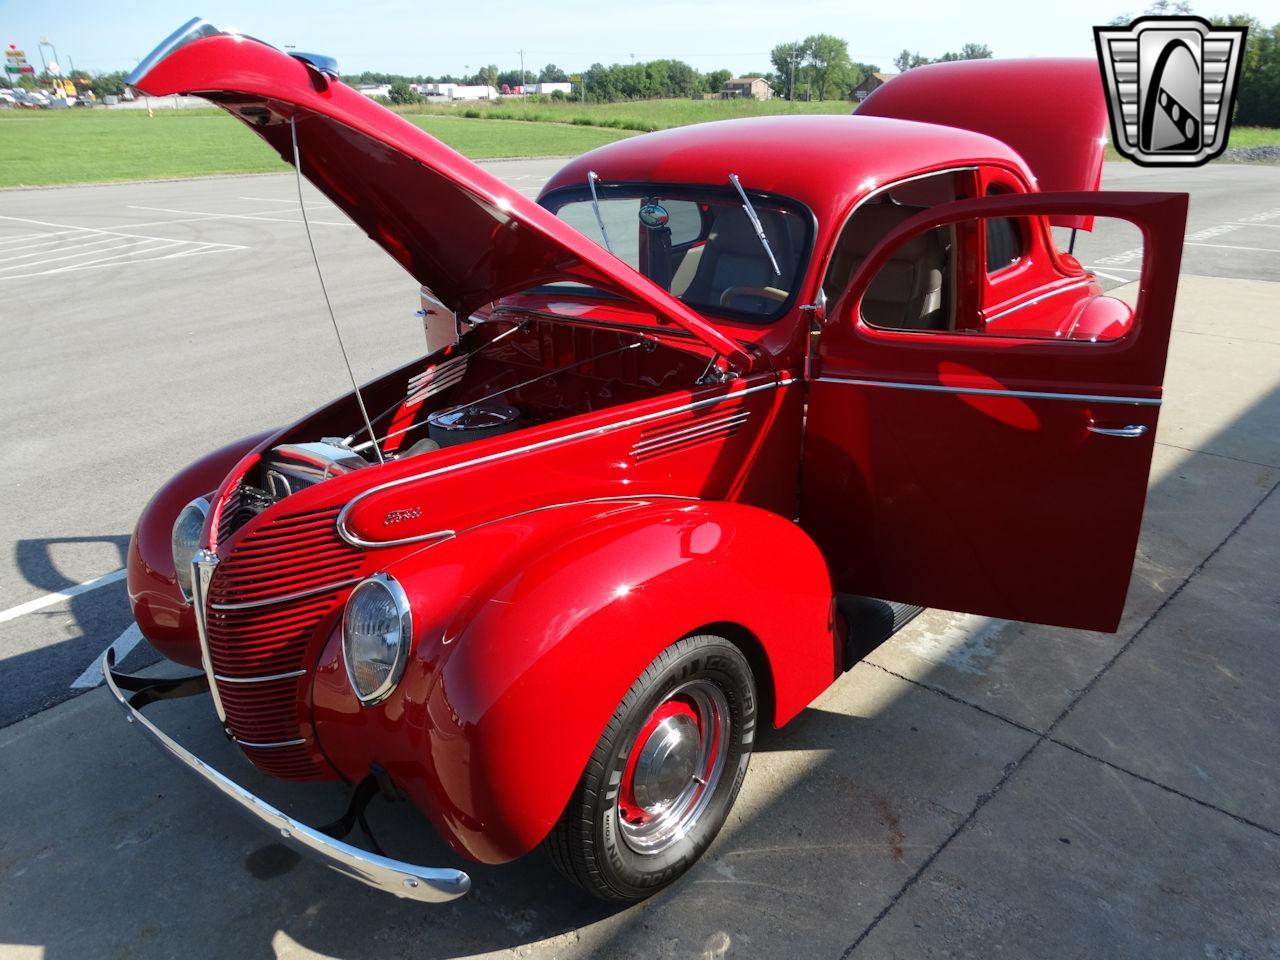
[4,0,1279,76]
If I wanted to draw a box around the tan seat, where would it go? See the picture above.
[681,206,796,314]
[823,202,950,331]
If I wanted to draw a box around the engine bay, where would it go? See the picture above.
[216,312,709,541]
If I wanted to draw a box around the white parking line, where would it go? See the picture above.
[0,213,247,280]
[70,622,145,690]
[238,195,327,207]
[1091,268,1135,283]
[0,236,137,268]
[0,568,127,625]
[129,204,347,227]
[1185,242,1280,253]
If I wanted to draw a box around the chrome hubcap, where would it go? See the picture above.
[618,679,730,855]
[632,714,700,812]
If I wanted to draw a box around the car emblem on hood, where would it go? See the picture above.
[1094,16,1248,167]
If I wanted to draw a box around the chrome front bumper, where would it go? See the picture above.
[102,650,471,903]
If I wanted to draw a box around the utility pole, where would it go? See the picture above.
[518,49,525,96]
[788,52,797,102]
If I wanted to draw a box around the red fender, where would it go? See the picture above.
[128,432,274,666]
[311,498,837,864]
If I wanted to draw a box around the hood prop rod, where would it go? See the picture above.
[290,115,384,465]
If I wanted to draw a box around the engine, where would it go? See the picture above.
[219,403,524,539]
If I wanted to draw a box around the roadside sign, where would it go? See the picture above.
[5,44,35,77]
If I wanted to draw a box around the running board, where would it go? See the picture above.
[837,594,926,669]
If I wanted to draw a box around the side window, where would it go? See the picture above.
[984,190,1023,274]
[858,212,1145,343]
[824,171,961,330]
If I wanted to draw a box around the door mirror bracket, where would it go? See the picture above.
[799,289,828,331]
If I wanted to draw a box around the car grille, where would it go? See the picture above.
[206,505,364,780]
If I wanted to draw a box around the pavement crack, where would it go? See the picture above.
[863,661,1041,737]
[1045,737,1280,840]
[838,476,1280,959]
[1153,440,1280,470]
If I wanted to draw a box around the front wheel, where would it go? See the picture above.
[544,634,757,902]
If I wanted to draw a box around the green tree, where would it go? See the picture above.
[1213,15,1280,127]
[703,69,731,94]
[387,80,418,104]
[667,60,701,97]
[893,49,930,71]
[538,63,568,82]
[936,43,993,61]
[90,70,127,97]
[770,40,809,99]
[497,68,535,89]
[803,34,851,100]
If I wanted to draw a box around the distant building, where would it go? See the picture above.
[721,77,773,101]
[523,82,574,96]
[851,72,897,102]
[450,84,499,101]
[418,82,499,101]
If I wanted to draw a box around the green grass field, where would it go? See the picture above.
[394,96,855,132]
[2,98,1277,188]
[0,108,633,188]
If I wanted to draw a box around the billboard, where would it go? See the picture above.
[5,43,35,77]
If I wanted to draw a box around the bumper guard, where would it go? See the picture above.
[102,649,471,903]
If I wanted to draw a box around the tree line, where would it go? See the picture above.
[15,12,1279,125]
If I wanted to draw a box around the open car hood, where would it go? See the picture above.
[130,20,753,371]
[857,59,1108,230]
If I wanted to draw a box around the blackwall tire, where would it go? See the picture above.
[544,634,757,903]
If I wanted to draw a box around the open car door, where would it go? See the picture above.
[799,191,1188,632]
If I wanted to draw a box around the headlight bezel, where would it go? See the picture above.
[342,573,413,706]
[171,497,210,602]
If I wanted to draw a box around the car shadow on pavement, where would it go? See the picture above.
[2,535,141,726]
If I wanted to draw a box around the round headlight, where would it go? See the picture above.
[171,498,209,602]
[342,574,412,705]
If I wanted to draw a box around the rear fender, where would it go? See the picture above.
[311,498,836,863]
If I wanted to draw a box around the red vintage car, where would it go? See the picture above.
[107,20,1187,904]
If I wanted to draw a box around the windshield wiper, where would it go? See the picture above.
[728,173,781,277]
[587,170,614,254]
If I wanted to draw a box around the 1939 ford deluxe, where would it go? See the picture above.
[107,19,1188,904]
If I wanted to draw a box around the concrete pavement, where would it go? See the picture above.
[1,160,1278,958]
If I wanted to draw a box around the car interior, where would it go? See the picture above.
[822,172,959,332]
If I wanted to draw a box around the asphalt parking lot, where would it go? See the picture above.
[1,158,1278,958]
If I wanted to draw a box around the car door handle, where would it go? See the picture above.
[1087,422,1149,438]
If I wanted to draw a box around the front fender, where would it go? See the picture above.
[128,432,273,666]
[311,498,836,864]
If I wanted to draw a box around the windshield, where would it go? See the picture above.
[542,185,812,323]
